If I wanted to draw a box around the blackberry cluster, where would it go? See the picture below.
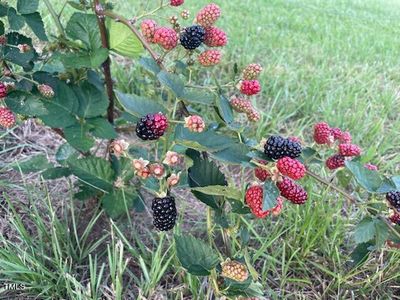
[136,112,168,141]
[386,191,400,211]
[264,136,302,160]
[151,196,177,231]
[180,25,205,50]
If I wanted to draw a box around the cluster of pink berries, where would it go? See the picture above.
[0,82,15,129]
[313,122,376,171]
[140,3,227,67]
[230,64,263,122]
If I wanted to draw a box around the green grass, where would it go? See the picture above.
[2,0,400,299]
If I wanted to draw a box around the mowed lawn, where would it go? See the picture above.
[3,0,400,299]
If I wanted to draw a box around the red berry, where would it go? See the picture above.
[196,3,221,28]
[240,80,261,96]
[325,154,346,170]
[38,84,54,98]
[170,0,184,6]
[0,107,15,128]
[0,35,6,46]
[277,157,306,180]
[0,82,7,98]
[339,131,352,144]
[198,50,222,66]
[230,96,253,113]
[330,127,342,140]
[153,27,178,50]
[136,112,168,140]
[254,160,270,181]
[288,136,301,144]
[338,144,361,157]
[247,109,260,122]
[141,19,158,43]
[242,63,263,80]
[313,122,333,145]
[204,27,227,47]
[390,213,400,225]
[365,163,378,171]
[245,184,282,218]
[277,177,308,204]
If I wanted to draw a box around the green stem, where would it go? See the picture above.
[43,0,65,37]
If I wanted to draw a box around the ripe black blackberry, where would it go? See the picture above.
[136,112,168,141]
[151,196,177,231]
[180,25,205,50]
[386,191,400,211]
[264,135,302,160]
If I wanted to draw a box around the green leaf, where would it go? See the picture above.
[66,13,101,50]
[23,12,48,41]
[0,4,8,17]
[5,91,47,116]
[64,123,95,152]
[75,183,100,201]
[68,156,115,192]
[12,155,53,173]
[175,124,237,152]
[107,18,143,58]
[56,143,78,164]
[139,57,161,74]
[216,95,234,125]
[350,242,373,268]
[87,118,117,139]
[0,20,5,35]
[17,0,39,14]
[175,234,220,276]
[374,218,389,246]
[157,71,185,98]
[8,8,25,30]
[392,176,400,189]
[42,167,72,180]
[187,149,226,209]
[74,81,109,118]
[181,89,215,105]
[262,180,279,210]
[58,49,108,68]
[191,185,242,200]
[211,143,251,165]
[354,217,376,244]
[4,32,37,70]
[101,189,140,219]
[345,160,396,193]
[116,90,166,118]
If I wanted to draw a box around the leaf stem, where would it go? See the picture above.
[43,0,65,37]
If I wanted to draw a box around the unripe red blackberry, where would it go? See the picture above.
[0,82,7,98]
[330,127,342,140]
[246,109,260,122]
[389,213,400,225]
[264,136,302,160]
[325,154,345,170]
[230,96,253,113]
[38,84,55,99]
[386,191,400,211]
[184,115,206,132]
[180,25,205,50]
[198,50,221,66]
[339,131,352,144]
[196,3,221,28]
[136,112,168,140]
[277,157,306,180]
[151,196,177,231]
[254,160,270,181]
[277,177,308,204]
[0,107,15,128]
[154,27,178,50]
[245,184,269,218]
[338,144,361,157]
[242,63,263,80]
[170,0,184,6]
[240,80,261,96]
[313,122,333,145]
[204,27,227,47]
[221,260,249,282]
[141,19,158,43]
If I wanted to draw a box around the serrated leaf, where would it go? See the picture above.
[175,234,219,276]
[68,156,115,192]
[66,13,101,50]
[187,149,226,209]
[211,143,251,165]
[23,12,48,41]
[58,48,108,68]
[17,0,39,14]
[74,81,109,118]
[216,94,234,125]
[157,71,185,98]
[350,242,373,268]
[262,181,279,210]
[116,90,166,118]
[64,124,94,152]
[5,91,47,116]
[139,57,161,74]
[87,117,117,139]
[56,143,78,164]
[101,189,140,219]
[4,32,37,70]
[354,217,376,244]
[8,8,25,30]
[12,155,53,173]
[107,18,143,58]
[42,167,72,180]
[345,160,396,193]
[191,185,242,200]
[181,89,215,105]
